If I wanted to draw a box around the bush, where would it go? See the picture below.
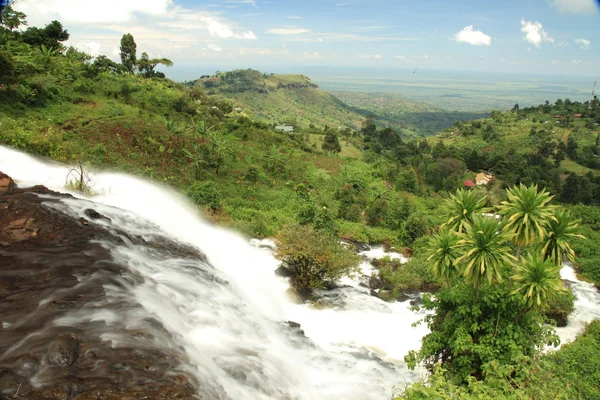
[186,181,222,211]
[275,224,359,297]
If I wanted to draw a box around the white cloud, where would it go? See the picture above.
[455,25,492,46]
[551,60,560,64]
[575,38,591,50]
[203,17,257,39]
[74,41,102,57]
[572,59,584,64]
[550,0,597,14]
[18,0,173,25]
[359,54,383,59]
[267,28,311,35]
[520,19,554,47]
[286,16,302,19]
[393,55,407,60]
[302,52,322,59]
[207,43,222,52]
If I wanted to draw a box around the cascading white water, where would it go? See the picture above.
[0,146,427,399]
[2,145,600,398]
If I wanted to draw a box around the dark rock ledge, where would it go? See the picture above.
[0,172,201,399]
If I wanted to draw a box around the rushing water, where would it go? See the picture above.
[1,145,599,398]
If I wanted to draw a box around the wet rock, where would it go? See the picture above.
[84,208,111,222]
[0,171,17,194]
[47,335,80,366]
[0,176,201,399]
[286,321,301,329]
[410,296,423,307]
[275,265,293,278]
[368,276,393,291]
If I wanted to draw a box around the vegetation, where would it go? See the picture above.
[275,224,359,296]
[404,185,584,397]
[1,7,600,399]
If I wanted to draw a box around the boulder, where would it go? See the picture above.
[275,265,293,278]
[0,172,17,194]
[47,335,80,367]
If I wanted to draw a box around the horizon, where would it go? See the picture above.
[14,0,600,77]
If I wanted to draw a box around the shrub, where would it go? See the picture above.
[186,181,222,211]
[275,224,359,297]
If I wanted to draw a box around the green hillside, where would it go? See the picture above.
[331,91,489,137]
[189,69,365,130]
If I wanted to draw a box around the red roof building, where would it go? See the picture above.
[464,180,476,188]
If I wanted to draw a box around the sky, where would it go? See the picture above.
[14,0,600,79]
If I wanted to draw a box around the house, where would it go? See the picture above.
[574,114,583,118]
[234,107,243,112]
[275,125,294,133]
[464,180,476,189]
[475,172,495,186]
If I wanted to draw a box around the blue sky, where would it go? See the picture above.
[16,0,600,78]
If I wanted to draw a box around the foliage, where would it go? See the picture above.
[120,33,137,74]
[441,189,487,233]
[426,228,460,285]
[498,184,555,254]
[275,224,359,296]
[455,216,515,301]
[405,283,559,384]
[539,209,585,266]
[511,253,565,311]
[186,181,222,211]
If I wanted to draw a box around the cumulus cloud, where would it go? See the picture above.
[207,43,222,52]
[203,17,256,39]
[575,38,591,50]
[520,19,553,47]
[359,55,383,59]
[572,59,584,64]
[74,41,102,57]
[455,25,492,46]
[393,55,407,60]
[267,28,311,35]
[550,0,597,14]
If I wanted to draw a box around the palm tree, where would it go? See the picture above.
[539,209,585,266]
[33,44,61,74]
[441,189,487,233]
[497,184,555,259]
[426,228,460,286]
[511,253,565,311]
[265,144,287,175]
[455,216,515,302]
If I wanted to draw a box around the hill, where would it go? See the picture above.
[331,91,489,137]
[188,69,365,130]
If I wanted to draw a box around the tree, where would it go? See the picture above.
[539,209,585,266]
[322,131,341,154]
[92,55,122,74]
[275,224,359,297]
[0,4,27,32]
[120,33,137,74]
[137,51,173,78]
[21,20,69,50]
[497,184,555,259]
[426,229,460,286]
[511,253,565,311]
[441,189,487,233]
[455,216,515,302]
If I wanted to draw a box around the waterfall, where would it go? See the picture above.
[0,146,426,399]
[1,145,599,398]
